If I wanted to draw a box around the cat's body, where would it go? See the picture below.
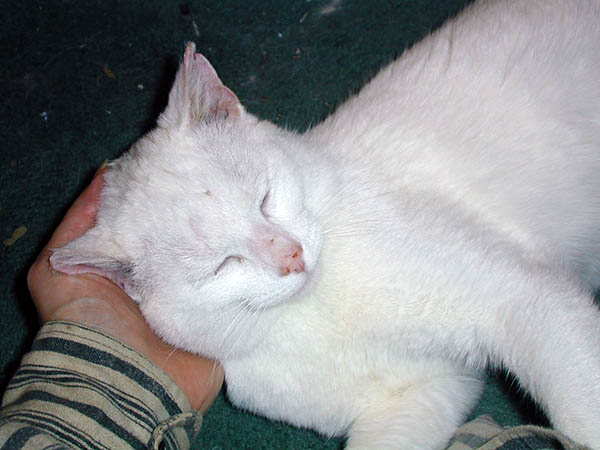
[51,0,600,448]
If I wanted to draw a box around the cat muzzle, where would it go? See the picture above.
[251,226,306,276]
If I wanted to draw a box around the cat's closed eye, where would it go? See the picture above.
[215,255,244,275]
[260,189,272,218]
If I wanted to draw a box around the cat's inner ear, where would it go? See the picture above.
[49,230,137,298]
[158,42,244,128]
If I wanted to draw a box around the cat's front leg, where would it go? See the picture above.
[345,367,482,450]
[489,276,600,449]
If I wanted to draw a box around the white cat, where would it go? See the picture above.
[50,0,600,448]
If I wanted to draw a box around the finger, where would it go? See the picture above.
[46,167,108,249]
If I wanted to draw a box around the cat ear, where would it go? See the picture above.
[49,229,137,297]
[158,42,244,128]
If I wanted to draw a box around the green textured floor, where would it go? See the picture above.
[2,1,545,448]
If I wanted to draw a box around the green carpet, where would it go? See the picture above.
[1,0,543,447]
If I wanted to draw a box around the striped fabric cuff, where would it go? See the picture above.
[446,415,591,450]
[0,321,198,449]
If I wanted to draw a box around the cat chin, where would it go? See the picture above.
[145,290,292,360]
[251,271,310,310]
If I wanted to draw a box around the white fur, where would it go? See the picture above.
[51,0,600,448]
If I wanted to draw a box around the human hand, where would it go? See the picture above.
[27,166,224,412]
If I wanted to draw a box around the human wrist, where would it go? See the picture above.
[46,295,223,412]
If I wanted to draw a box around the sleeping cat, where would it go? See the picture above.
[50,0,600,448]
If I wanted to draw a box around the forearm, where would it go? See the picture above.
[0,322,198,450]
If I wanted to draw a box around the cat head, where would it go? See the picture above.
[50,43,322,359]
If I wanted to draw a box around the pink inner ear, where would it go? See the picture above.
[50,258,135,297]
[213,85,242,119]
[183,42,242,119]
[51,259,114,279]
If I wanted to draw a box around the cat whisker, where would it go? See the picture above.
[320,204,357,228]
[226,302,267,361]
[219,297,260,359]
[322,219,382,232]
[163,347,178,365]
[322,217,391,235]
[320,190,395,229]
[215,301,252,351]
[222,300,258,360]
[316,184,355,218]
[206,359,224,392]
[224,315,252,361]
[324,231,377,239]
[211,300,247,325]
[317,177,372,220]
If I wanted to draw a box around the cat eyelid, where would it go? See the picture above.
[214,255,244,275]
[260,189,272,218]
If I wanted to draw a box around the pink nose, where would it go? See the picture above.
[280,244,305,276]
[251,225,306,276]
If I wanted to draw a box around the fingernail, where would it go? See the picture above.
[95,159,109,175]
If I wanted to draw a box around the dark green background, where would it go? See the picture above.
[1,1,544,448]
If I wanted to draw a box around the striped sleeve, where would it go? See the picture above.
[446,415,591,450]
[0,322,201,450]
